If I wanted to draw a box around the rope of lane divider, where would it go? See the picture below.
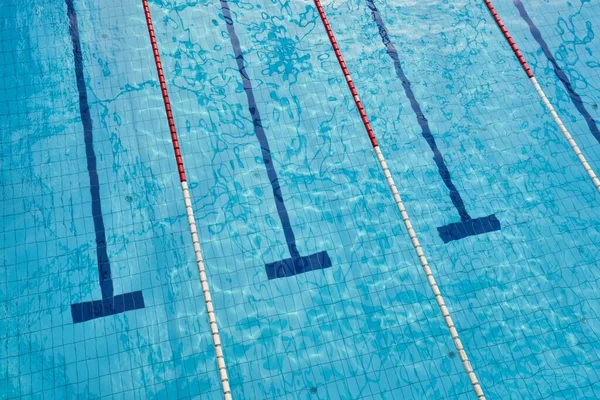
[483,0,600,193]
[141,1,232,398]
[311,1,486,398]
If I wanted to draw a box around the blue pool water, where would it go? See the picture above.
[2,0,600,398]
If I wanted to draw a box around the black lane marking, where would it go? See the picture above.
[220,0,331,278]
[67,0,144,322]
[367,0,500,243]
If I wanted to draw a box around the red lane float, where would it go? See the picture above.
[142,1,186,182]
[141,1,232,398]
[313,3,377,148]
[483,0,533,78]
[312,0,486,398]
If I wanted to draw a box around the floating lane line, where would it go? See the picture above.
[513,0,600,144]
[483,0,600,193]
[312,1,486,398]
[141,1,231,398]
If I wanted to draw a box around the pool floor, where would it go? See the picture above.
[2,0,600,398]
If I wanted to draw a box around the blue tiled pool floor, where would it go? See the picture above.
[2,0,600,398]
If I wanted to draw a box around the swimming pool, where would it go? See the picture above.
[2,0,600,398]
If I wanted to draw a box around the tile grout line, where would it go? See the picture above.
[312,0,486,398]
[141,1,232,398]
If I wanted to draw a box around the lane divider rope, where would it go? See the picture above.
[483,0,600,193]
[312,0,486,398]
[141,1,232,398]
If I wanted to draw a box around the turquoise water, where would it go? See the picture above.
[2,0,600,398]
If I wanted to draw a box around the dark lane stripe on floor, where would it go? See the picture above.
[67,0,144,323]
[66,0,113,299]
[366,0,500,243]
[219,0,331,278]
